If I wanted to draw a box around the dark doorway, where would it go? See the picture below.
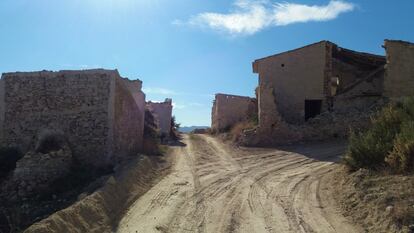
[305,100,322,121]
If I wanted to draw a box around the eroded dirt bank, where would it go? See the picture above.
[23,155,171,233]
[118,134,362,233]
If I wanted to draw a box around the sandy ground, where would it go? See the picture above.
[117,134,362,233]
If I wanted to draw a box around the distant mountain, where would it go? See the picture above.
[179,126,209,133]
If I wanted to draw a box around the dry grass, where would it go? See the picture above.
[334,167,414,232]
[229,121,256,142]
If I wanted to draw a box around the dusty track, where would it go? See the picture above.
[117,134,361,233]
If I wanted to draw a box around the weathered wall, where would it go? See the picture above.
[146,99,173,136]
[121,79,145,146]
[384,40,414,98]
[0,69,146,167]
[113,78,145,163]
[332,46,386,112]
[211,93,257,132]
[1,70,113,166]
[253,41,328,126]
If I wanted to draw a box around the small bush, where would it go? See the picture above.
[0,147,23,180]
[170,116,181,140]
[386,121,414,173]
[144,109,160,139]
[143,109,165,155]
[344,97,414,173]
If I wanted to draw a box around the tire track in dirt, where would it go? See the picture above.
[117,135,362,233]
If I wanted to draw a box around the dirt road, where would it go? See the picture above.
[117,134,361,233]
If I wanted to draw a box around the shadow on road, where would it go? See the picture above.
[277,140,348,163]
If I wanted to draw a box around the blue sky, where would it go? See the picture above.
[0,0,413,126]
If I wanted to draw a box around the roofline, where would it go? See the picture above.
[334,46,385,60]
[2,68,120,77]
[384,39,414,47]
[253,40,332,63]
[253,40,386,63]
[215,93,255,99]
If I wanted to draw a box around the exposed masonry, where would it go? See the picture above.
[211,93,257,132]
[383,40,414,98]
[0,69,146,167]
[146,98,173,136]
[238,39,414,146]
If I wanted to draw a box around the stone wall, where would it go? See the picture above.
[13,146,72,197]
[253,41,328,126]
[211,93,257,132]
[146,99,173,136]
[384,40,414,98]
[0,69,145,168]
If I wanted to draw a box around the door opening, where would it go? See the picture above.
[305,100,322,121]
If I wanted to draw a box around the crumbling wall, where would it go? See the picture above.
[211,94,257,132]
[13,147,72,197]
[253,41,328,125]
[0,69,146,168]
[384,40,414,98]
[332,46,386,112]
[247,40,387,146]
[146,99,173,136]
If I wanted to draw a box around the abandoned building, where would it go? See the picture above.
[240,39,414,145]
[146,98,173,136]
[0,69,146,168]
[211,93,257,132]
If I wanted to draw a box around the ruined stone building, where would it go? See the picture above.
[242,39,414,145]
[211,93,257,132]
[0,69,146,167]
[146,99,173,136]
[253,40,386,127]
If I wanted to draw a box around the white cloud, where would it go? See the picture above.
[142,87,177,95]
[273,1,355,26]
[172,102,204,110]
[172,103,186,109]
[180,0,355,36]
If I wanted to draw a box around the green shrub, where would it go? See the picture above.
[386,121,414,173]
[344,97,414,172]
[344,104,405,170]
